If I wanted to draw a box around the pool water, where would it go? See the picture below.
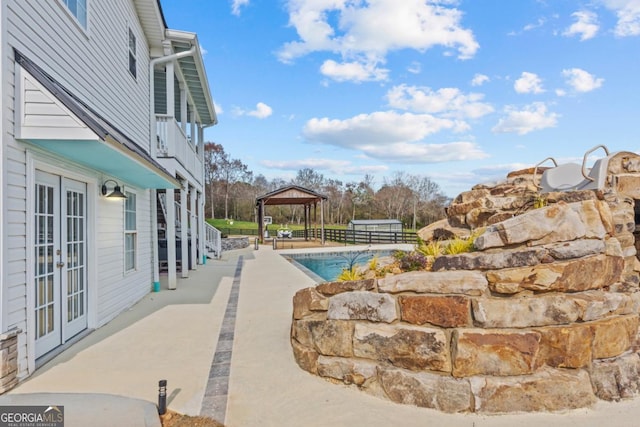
[286,250,395,282]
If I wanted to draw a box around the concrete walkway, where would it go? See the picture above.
[4,244,640,426]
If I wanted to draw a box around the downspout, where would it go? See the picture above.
[149,46,196,291]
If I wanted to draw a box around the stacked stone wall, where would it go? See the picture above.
[221,236,250,252]
[291,197,640,413]
[0,329,20,394]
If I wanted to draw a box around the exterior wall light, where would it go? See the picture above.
[101,179,127,199]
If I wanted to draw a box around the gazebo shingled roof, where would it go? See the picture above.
[255,185,327,244]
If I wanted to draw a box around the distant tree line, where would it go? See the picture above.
[203,142,450,229]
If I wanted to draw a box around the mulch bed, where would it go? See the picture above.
[160,410,225,427]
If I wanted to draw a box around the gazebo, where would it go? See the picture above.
[256,185,327,244]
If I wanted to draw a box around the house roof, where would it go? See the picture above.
[256,185,327,206]
[135,1,217,127]
[166,29,218,126]
[133,0,167,54]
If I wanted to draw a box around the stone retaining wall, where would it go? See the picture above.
[291,195,640,413]
[221,236,250,252]
[0,329,20,394]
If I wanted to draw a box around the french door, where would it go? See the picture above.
[34,171,88,358]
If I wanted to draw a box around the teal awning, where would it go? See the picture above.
[27,137,179,189]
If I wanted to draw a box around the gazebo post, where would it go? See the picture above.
[258,199,264,243]
[320,198,325,245]
[313,202,317,241]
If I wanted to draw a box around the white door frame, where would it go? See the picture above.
[33,170,62,358]
[31,172,88,358]
[26,152,97,374]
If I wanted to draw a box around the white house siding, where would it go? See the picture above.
[1,0,160,379]
[4,144,27,378]
[5,0,151,149]
[95,189,153,327]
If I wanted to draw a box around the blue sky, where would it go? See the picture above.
[159,0,640,197]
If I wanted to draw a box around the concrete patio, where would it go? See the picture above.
[3,244,640,426]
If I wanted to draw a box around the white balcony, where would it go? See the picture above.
[156,114,203,186]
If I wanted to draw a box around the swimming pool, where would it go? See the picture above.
[285,249,396,282]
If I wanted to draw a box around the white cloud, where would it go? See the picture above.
[278,0,479,82]
[514,72,545,94]
[356,141,489,163]
[233,102,273,118]
[231,0,250,16]
[563,10,599,40]
[304,111,459,148]
[407,61,422,74]
[320,59,389,82]
[301,111,488,163]
[248,102,273,118]
[562,68,604,92]
[601,0,640,36]
[492,102,559,135]
[508,18,546,36]
[213,101,223,114]
[471,73,489,86]
[523,18,546,32]
[386,84,494,120]
[260,158,388,175]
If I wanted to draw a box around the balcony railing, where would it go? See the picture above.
[205,222,222,259]
[156,114,203,185]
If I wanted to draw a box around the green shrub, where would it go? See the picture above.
[533,194,548,209]
[417,240,443,257]
[337,266,363,281]
[368,256,379,271]
[444,236,474,254]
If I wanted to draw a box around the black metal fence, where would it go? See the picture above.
[215,226,418,245]
[293,228,418,245]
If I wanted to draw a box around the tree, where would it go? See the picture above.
[346,175,375,220]
[323,179,345,224]
[407,174,448,229]
[293,168,324,191]
[202,142,252,219]
[202,142,450,226]
[203,142,225,218]
[374,172,413,222]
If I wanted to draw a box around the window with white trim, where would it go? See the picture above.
[62,0,87,28]
[124,192,137,271]
[128,28,137,79]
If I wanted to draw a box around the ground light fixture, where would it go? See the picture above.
[101,179,127,199]
[158,379,167,415]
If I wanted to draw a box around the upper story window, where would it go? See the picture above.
[62,0,87,28]
[128,28,137,79]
